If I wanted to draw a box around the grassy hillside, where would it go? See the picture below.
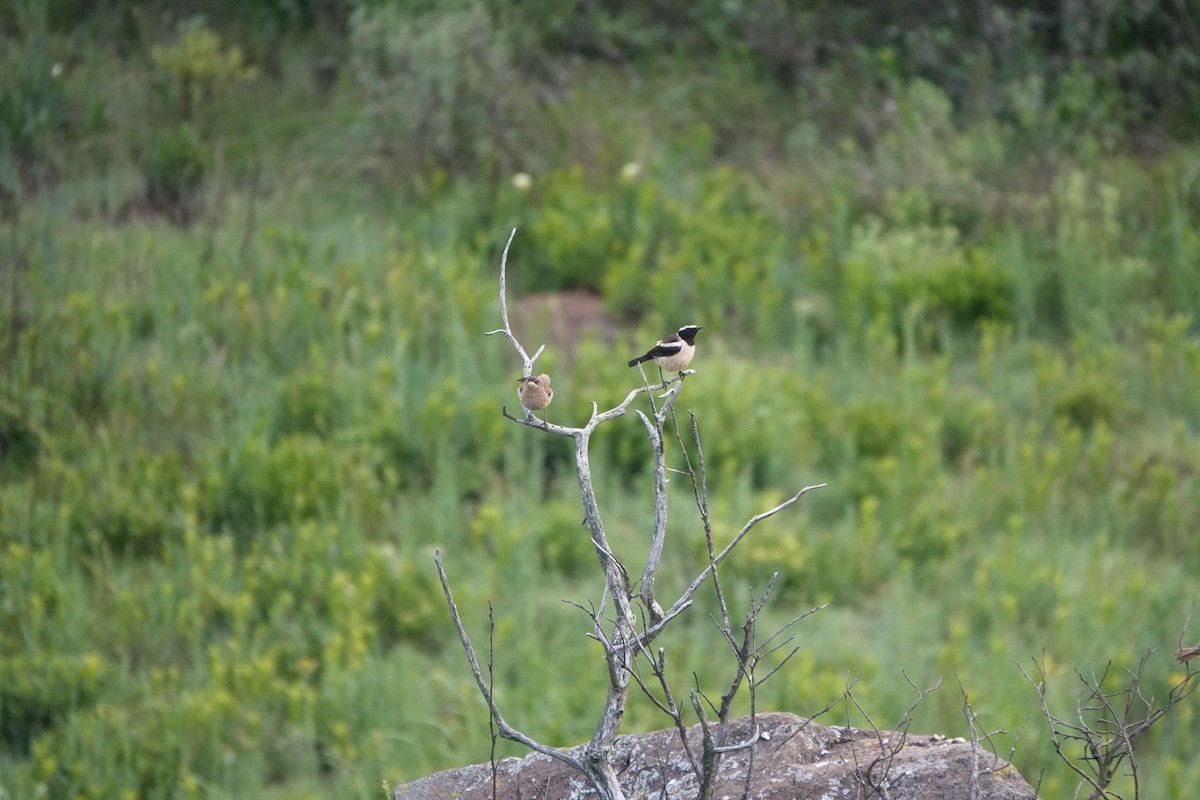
[3,2,1200,798]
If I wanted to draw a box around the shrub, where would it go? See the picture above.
[0,652,108,756]
[0,6,71,171]
[144,123,210,223]
[199,434,359,532]
[1033,336,1126,433]
[150,18,257,122]
[368,542,445,648]
[0,402,40,477]
[63,449,185,558]
[519,164,792,344]
[32,692,242,798]
[839,215,1014,350]
[349,2,526,172]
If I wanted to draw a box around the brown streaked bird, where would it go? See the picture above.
[517,373,554,420]
[1177,644,1200,664]
[627,324,703,377]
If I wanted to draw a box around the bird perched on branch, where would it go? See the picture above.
[517,373,554,421]
[627,324,703,378]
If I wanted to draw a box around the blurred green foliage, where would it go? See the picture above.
[2,2,1200,799]
[349,1,530,173]
[151,18,257,122]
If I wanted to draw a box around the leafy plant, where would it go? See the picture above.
[144,123,210,223]
[349,2,527,172]
[150,18,257,122]
[0,652,108,756]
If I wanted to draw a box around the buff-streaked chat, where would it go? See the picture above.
[517,373,554,421]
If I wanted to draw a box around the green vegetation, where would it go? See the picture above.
[2,2,1200,798]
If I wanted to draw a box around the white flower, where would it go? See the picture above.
[619,161,642,182]
[511,172,532,191]
[51,63,64,78]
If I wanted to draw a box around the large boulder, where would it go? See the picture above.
[394,711,1037,799]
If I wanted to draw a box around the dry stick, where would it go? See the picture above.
[434,549,600,792]
[715,580,775,727]
[957,676,1009,760]
[841,677,886,794]
[703,585,769,800]
[683,413,728,637]
[631,378,696,672]
[754,605,827,686]
[626,646,703,779]
[838,669,938,797]
[680,413,806,800]
[635,383,685,621]
[483,228,544,377]
[632,408,824,796]
[956,677,1016,800]
[488,603,499,800]
[1018,655,1106,798]
[652,483,827,643]
[733,604,825,800]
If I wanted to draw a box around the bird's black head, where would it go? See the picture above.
[676,324,703,344]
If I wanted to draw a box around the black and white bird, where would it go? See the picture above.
[517,373,554,420]
[627,324,703,377]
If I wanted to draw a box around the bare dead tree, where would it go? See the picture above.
[434,229,825,800]
[1018,637,1200,800]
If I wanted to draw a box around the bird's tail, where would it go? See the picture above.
[627,354,651,367]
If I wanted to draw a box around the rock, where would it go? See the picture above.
[394,711,1037,799]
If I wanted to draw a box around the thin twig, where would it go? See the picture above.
[488,603,498,800]
[434,549,597,787]
[659,484,827,626]
[483,228,545,373]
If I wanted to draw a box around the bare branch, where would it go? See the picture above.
[1017,655,1103,795]
[754,615,828,688]
[627,646,703,780]
[663,484,827,622]
[434,549,595,783]
[756,604,828,686]
[691,415,730,636]
[1018,641,1200,800]
[897,670,942,730]
[488,603,498,800]
[483,228,545,373]
[501,403,575,435]
[957,675,1007,761]
[635,407,670,621]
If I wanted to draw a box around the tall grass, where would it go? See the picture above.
[3,17,1200,800]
